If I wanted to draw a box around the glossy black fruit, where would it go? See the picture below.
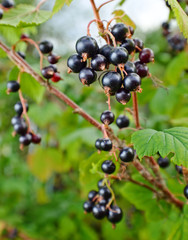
[2,0,14,8]
[111,23,128,42]
[88,190,98,202]
[91,54,107,71]
[109,47,128,65]
[83,201,93,213]
[100,139,112,151]
[95,138,102,150]
[14,121,28,135]
[30,133,42,144]
[135,61,149,78]
[67,54,87,73]
[116,115,130,129]
[123,73,141,91]
[99,44,113,62]
[76,36,99,58]
[162,22,170,30]
[184,185,188,199]
[14,101,29,116]
[97,179,105,189]
[157,156,170,168]
[119,147,134,162]
[98,198,108,206]
[7,81,20,92]
[0,9,3,19]
[175,165,183,174]
[100,110,115,125]
[92,204,107,219]
[48,54,60,64]
[167,35,186,51]
[102,71,122,94]
[139,48,154,63]
[41,66,55,79]
[133,38,144,52]
[50,64,57,73]
[101,160,116,174]
[79,68,97,86]
[129,26,134,36]
[17,51,25,59]
[19,133,32,146]
[121,39,135,54]
[98,186,112,200]
[107,206,123,223]
[115,88,131,105]
[39,41,53,54]
[11,116,22,126]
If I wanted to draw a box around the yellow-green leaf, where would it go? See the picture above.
[112,10,136,29]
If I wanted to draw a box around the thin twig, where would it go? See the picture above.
[97,0,114,12]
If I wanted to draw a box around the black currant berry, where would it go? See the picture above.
[117,61,136,77]
[2,0,14,8]
[119,147,134,162]
[115,88,131,104]
[39,40,53,54]
[101,160,116,174]
[133,38,144,52]
[88,190,98,202]
[162,22,170,30]
[129,26,134,36]
[30,134,41,144]
[175,165,183,174]
[0,9,3,19]
[98,198,108,206]
[92,204,107,219]
[14,121,28,135]
[157,156,170,168]
[14,101,29,116]
[17,51,25,59]
[116,115,130,129]
[100,139,112,151]
[123,73,141,91]
[19,133,32,146]
[83,201,93,213]
[91,54,107,71]
[41,66,55,79]
[109,47,128,65]
[99,44,113,62]
[7,81,20,93]
[135,61,149,78]
[50,64,57,73]
[111,23,128,42]
[76,36,99,59]
[100,110,115,125]
[67,54,86,73]
[79,68,97,86]
[102,71,122,94]
[95,138,102,150]
[167,35,186,51]
[184,185,188,199]
[11,116,22,126]
[98,186,111,200]
[107,206,123,223]
[97,179,105,189]
[121,39,135,54]
[48,54,60,64]
[139,48,154,63]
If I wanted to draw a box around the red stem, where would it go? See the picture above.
[132,92,140,129]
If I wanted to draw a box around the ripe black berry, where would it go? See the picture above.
[100,139,112,151]
[92,204,107,219]
[48,54,60,64]
[41,66,55,79]
[79,68,97,86]
[17,51,25,59]
[111,23,128,42]
[162,22,170,30]
[116,115,130,129]
[50,64,57,73]
[76,36,99,59]
[121,39,135,54]
[98,186,111,200]
[129,26,134,36]
[95,138,102,150]
[109,47,128,65]
[102,71,122,94]
[14,101,29,116]
[135,61,149,78]
[107,206,123,223]
[133,38,144,52]
[157,156,170,168]
[98,198,108,206]
[100,110,115,125]
[167,35,186,51]
[117,61,136,77]
[184,185,188,199]
[39,40,53,54]
[88,190,98,202]
[99,44,113,62]
[119,147,134,162]
[83,201,93,213]
[67,54,87,73]
[115,88,131,104]
[139,48,154,63]
[14,121,28,135]
[97,179,105,189]
[91,54,107,71]
[7,81,20,93]
[19,134,32,146]
[175,165,183,174]
[2,0,14,8]
[0,9,3,19]
[123,73,141,91]
[11,116,22,126]
[101,160,116,174]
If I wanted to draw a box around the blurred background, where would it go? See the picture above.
[0,0,188,239]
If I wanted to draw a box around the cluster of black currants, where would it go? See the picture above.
[67,22,154,105]
[39,41,62,83]
[83,179,123,224]
[0,0,15,19]
[7,81,41,148]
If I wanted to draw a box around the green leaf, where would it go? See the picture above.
[167,0,188,39]
[112,10,136,29]
[0,4,51,28]
[52,0,73,16]
[132,127,188,167]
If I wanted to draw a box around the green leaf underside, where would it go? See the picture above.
[52,0,73,16]
[131,127,188,167]
[0,4,51,28]
[167,0,188,39]
[112,10,136,29]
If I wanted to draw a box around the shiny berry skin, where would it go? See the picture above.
[2,0,14,8]
[11,116,22,126]
[19,134,32,146]
[14,101,29,116]
[184,185,188,199]
[95,138,102,150]
[79,68,97,86]
[88,190,98,202]
[139,48,154,63]
[67,54,86,73]
[157,156,170,168]
[7,81,20,93]
[116,115,130,129]
[100,139,112,151]
[167,35,186,51]
[111,23,128,42]
[97,179,105,189]
[102,71,122,93]
[117,61,136,77]
[135,61,149,78]
[109,47,129,65]
[0,9,3,19]
[83,201,93,213]
[14,121,28,135]
[48,54,60,64]
[107,206,123,223]
[133,38,144,52]
[98,187,111,200]
[98,198,108,206]
[162,22,170,30]
[51,73,61,82]
[115,88,131,105]
[119,147,134,162]
[99,44,113,62]
[101,160,116,174]
[31,134,41,144]
[91,54,107,71]
[39,41,53,54]
[100,110,115,125]
[123,73,141,91]
[92,204,107,219]
[129,26,134,36]
[17,51,25,59]
[175,165,183,174]
[121,39,135,54]
[50,64,57,73]
[41,66,55,79]
[76,36,99,58]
